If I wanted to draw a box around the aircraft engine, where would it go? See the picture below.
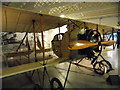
[52,27,102,60]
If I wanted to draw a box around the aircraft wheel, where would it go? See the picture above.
[100,60,112,73]
[93,62,107,75]
[50,77,64,90]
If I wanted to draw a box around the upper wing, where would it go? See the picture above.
[2,6,114,33]
[2,6,67,32]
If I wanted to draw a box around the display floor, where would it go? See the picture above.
[2,48,120,88]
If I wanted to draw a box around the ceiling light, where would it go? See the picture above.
[60,14,65,18]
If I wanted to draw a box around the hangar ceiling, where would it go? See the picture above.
[2,2,120,30]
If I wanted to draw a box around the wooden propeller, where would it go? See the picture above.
[68,40,115,50]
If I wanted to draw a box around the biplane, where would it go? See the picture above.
[1,6,116,89]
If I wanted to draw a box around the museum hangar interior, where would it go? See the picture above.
[1,1,120,89]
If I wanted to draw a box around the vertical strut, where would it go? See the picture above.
[44,67,51,83]
[42,66,51,88]
[40,14,45,65]
[41,31,45,65]
[64,62,72,88]
[32,20,41,85]
[58,23,62,57]
[42,66,45,87]
[39,14,47,88]
[32,20,37,62]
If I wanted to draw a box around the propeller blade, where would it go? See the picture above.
[68,40,115,50]
[101,40,115,46]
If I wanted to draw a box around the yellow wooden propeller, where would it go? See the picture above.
[68,40,115,50]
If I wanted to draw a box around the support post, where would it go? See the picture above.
[40,14,45,65]
[58,23,62,57]
[41,31,45,65]
[64,62,72,88]
[32,20,41,85]
[32,20,37,62]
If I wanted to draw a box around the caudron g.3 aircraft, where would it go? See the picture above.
[52,24,114,74]
[1,6,115,89]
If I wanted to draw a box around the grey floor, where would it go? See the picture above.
[2,48,120,89]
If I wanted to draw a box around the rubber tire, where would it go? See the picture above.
[100,60,112,73]
[93,62,107,75]
[50,77,64,90]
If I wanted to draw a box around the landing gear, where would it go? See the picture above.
[86,30,113,75]
[93,60,112,75]
[100,60,112,73]
[50,77,64,90]
[93,61,107,75]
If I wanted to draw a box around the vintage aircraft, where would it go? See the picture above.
[51,22,115,75]
[1,6,116,89]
